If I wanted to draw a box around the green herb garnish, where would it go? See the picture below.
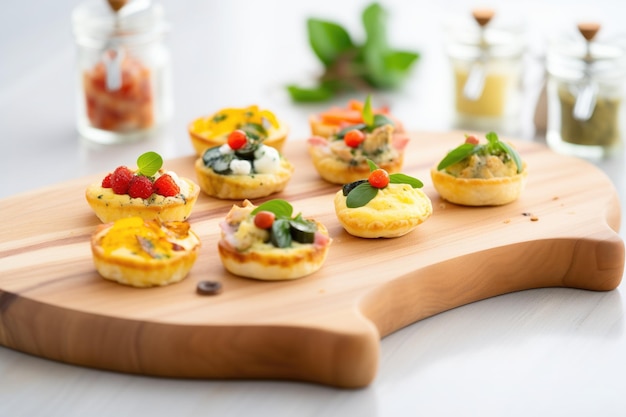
[251,199,317,248]
[286,3,420,102]
[344,160,424,208]
[136,151,163,177]
[334,94,395,140]
[437,132,523,174]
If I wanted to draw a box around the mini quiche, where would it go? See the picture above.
[86,152,200,223]
[307,96,409,185]
[195,129,294,200]
[188,105,288,156]
[334,161,432,238]
[218,199,331,280]
[430,132,528,206]
[309,98,406,138]
[91,217,201,287]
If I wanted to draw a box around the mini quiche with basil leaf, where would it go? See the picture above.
[430,132,528,206]
[195,128,294,200]
[334,160,432,238]
[218,199,331,280]
[307,95,409,185]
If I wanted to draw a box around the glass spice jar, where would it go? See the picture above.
[546,24,626,159]
[72,0,172,144]
[444,9,525,135]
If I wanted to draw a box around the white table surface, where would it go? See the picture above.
[2,1,626,416]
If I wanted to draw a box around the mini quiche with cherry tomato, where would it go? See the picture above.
[430,132,528,206]
[334,160,432,238]
[188,105,289,156]
[218,199,332,280]
[194,129,294,199]
[85,151,200,223]
[307,95,409,185]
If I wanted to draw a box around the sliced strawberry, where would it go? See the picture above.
[153,174,180,197]
[127,175,154,199]
[101,173,113,188]
[111,166,134,194]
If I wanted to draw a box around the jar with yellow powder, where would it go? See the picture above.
[546,23,626,159]
[445,9,525,134]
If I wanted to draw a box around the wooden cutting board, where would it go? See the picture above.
[0,131,623,388]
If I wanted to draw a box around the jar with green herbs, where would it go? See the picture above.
[546,24,626,159]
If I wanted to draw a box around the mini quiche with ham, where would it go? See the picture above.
[86,151,200,223]
[430,132,528,206]
[218,199,331,280]
[91,217,201,287]
[307,96,409,185]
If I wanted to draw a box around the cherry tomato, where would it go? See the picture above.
[343,129,365,148]
[465,135,479,145]
[368,168,390,189]
[227,129,248,150]
[254,211,276,229]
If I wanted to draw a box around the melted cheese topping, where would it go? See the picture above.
[97,217,199,261]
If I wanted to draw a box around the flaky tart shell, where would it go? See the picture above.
[85,178,200,223]
[430,164,528,206]
[91,221,201,288]
[307,145,404,185]
[334,184,433,238]
[194,157,294,200]
[218,220,331,281]
[188,121,289,156]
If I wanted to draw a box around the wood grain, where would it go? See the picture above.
[0,131,623,388]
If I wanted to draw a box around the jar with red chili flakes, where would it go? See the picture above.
[72,0,172,144]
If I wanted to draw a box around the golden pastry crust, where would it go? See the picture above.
[91,218,201,287]
[334,184,433,238]
[194,157,294,200]
[85,178,200,223]
[217,200,331,280]
[430,163,528,206]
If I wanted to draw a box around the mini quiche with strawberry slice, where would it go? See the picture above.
[307,95,409,185]
[218,199,331,280]
[86,151,200,223]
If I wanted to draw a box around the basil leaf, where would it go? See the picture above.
[437,143,479,171]
[362,95,374,126]
[366,159,378,172]
[136,151,163,177]
[252,199,293,219]
[390,173,423,188]
[485,131,523,173]
[373,113,395,128]
[307,19,354,67]
[286,84,334,102]
[498,140,523,174]
[346,182,378,208]
[384,50,420,73]
[270,218,292,248]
